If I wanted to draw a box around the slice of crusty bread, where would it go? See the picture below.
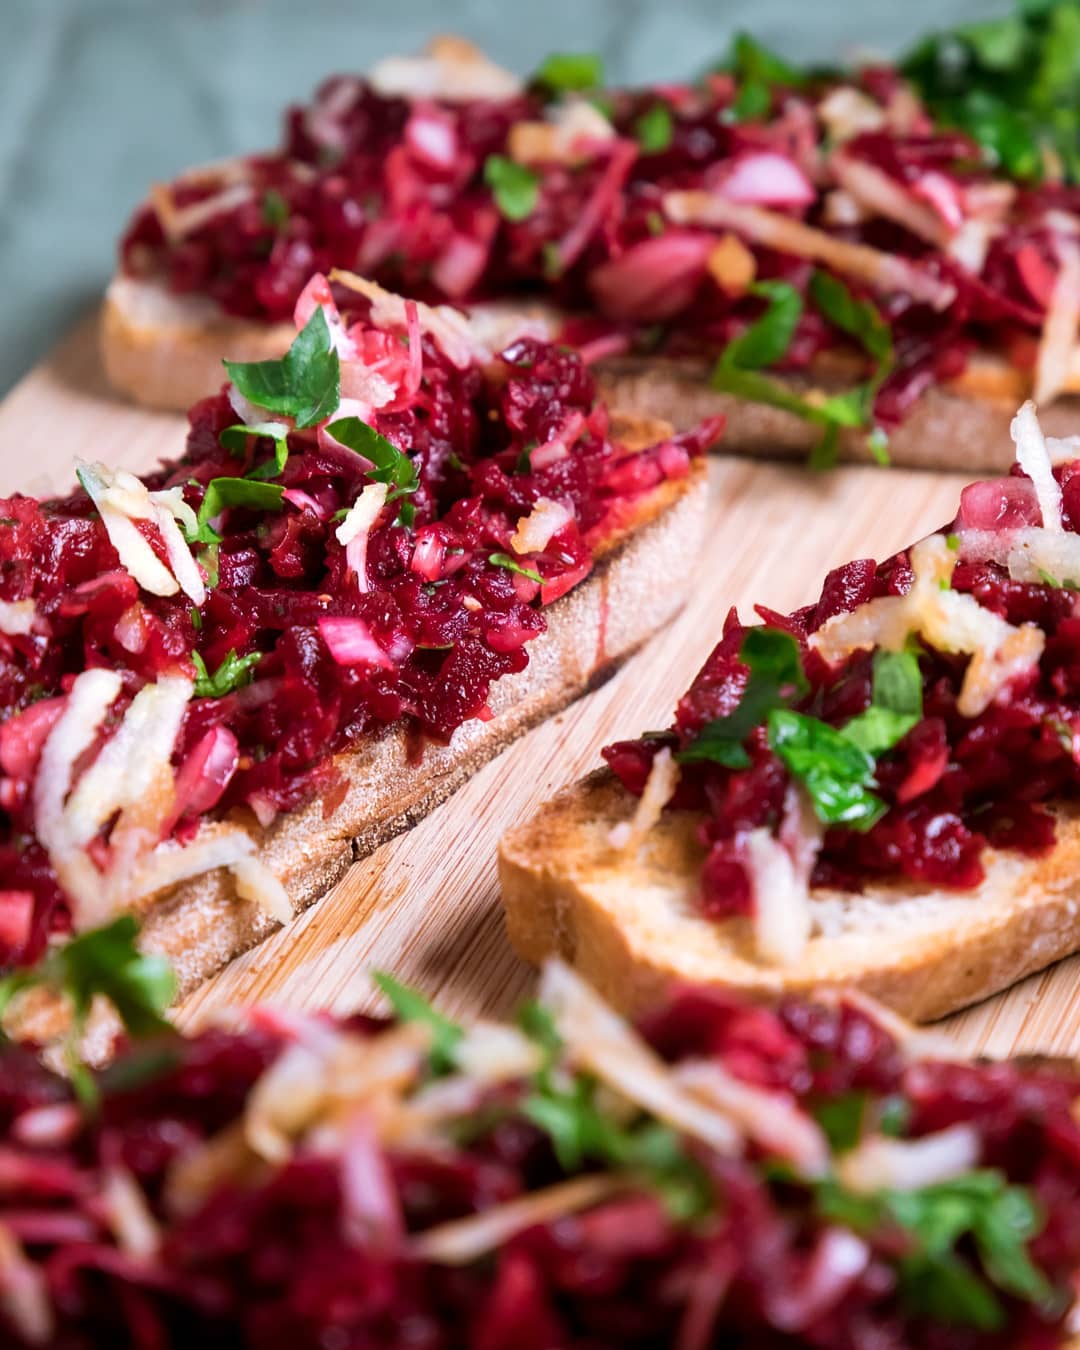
[16,462,706,1052]
[102,276,1080,471]
[498,767,1080,1023]
[595,355,1080,474]
[101,275,296,410]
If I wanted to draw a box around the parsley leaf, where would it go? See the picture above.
[533,51,604,94]
[634,102,674,152]
[677,628,808,770]
[524,1075,712,1220]
[841,649,922,757]
[191,648,261,698]
[814,1091,867,1153]
[767,708,886,829]
[484,154,539,221]
[325,418,419,503]
[489,552,544,584]
[219,421,291,481]
[262,189,289,230]
[224,307,340,429]
[194,478,285,545]
[902,1,1080,183]
[717,280,804,372]
[373,972,463,1076]
[726,32,805,88]
[0,917,176,1107]
[815,1169,1057,1329]
[712,272,895,467]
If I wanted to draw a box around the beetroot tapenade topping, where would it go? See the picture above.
[118,28,1080,453]
[1,951,1078,1349]
[0,272,716,967]
[604,404,1080,962]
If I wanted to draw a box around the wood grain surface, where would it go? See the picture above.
[4,314,1079,1061]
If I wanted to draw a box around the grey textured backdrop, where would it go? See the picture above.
[0,0,1006,395]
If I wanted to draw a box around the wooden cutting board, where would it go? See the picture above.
[4,314,1079,1061]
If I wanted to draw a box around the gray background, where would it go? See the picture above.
[1,0,1006,395]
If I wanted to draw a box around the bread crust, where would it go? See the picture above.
[595,355,1080,474]
[499,767,1080,1022]
[101,276,295,410]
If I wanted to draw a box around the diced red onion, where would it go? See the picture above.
[714,151,815,208]
[317,616,395,669]
[169,726,240,828]
[0,698,66,780]
[589,231,714,322]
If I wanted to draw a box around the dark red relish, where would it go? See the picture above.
[120,64,1075,430]
[0,309,715,966]
[605,464,1080,915]
[1,987,1077,1348]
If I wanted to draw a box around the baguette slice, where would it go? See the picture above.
[19,461,706,1047]
[499,767,1080,1022]
[102,276,1080,472]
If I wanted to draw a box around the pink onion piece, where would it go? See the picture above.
[404,103,458,172]
[0,698,66,779]
[0,891,34,954]
[168,725,240,832]
[340,1115,404,1249]
[589,231,715,322]
[282,488,329,519]
[714,151,815,207]
[410,528,446,581]
[317,616,395,669]
[402,298,423,401]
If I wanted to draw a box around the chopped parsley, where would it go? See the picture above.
[191,648,261,698]
[489,552,544,584]
[634,102,674,152]
[533,51,604,94]
[0,916,175,1107]
[484,154,539,221]
[223,307,340,430]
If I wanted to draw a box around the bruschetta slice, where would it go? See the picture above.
[500,403,1080,1020]
[3,941,1079,1346]
[1,271,717,1005]
[104,34,1080,468]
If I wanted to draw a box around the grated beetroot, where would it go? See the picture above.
[120,64,1079,430]
[0,298,716,967]
[1,986,1078,1347]
[605,458,1080,917]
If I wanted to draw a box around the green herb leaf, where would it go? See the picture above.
[524,1075,712,1220]
[489,552,544,584]
[814,1091,867,1153]
[809,271,892,365]
[634,102,674,152]
[814,1168,1058,1329]
[841,649,922,757]
[191,648,261,698]
[718,281,804,372]
[726,32,805,88]
[534,51,604,93]
[677,628,809,770]
[262,189,289,230]
[194,478,285,545]
[484,154,539,221]
[219,422,291,481]
[767,708,886,829]
[223,307,340,429]
[902,2,1080,184]
[373,972,463,1076]
[730,78,773,123]
[0,916,177,1107]
[325,418,419,503]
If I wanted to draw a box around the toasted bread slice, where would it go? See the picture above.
[596,354,1080,474]
[101,275,295,411]
[17,462,706,1045]
[102,276,1080,472]
[499,767,1080,1022]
